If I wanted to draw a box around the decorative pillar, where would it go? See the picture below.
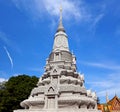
[44,95,47,109]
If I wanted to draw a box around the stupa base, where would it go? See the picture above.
[14,108,100,112]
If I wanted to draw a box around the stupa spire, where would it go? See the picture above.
[57,5,65,32]
[53,5,69,51]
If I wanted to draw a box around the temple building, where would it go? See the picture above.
[98,95,120,112]
[14,7,99,112]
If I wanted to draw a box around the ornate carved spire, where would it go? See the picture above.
[53,5,69,52]
[57,5,65,32]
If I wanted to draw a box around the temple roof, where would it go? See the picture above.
[108,95,120,105]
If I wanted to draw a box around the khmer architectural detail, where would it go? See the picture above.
[98,95,120,112]
[14,7,99,112]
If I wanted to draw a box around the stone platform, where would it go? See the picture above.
[14,108,99,112]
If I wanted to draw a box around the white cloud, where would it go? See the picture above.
[86,72,120,102]
[28,67,44,73]
[11,0,106,35]
[87,81,114,88]
[12,73,21,77]
[0,31,21,54]
[0,78,7,82]
[42,0,85,20]
[94,13,104,25]
[98,88,120,98]
[80,60,120,102]
[0,32,12,47]
[90,13,104,31]
[80,61,120,70]
[3,46,13,69]
[12,0,91,22]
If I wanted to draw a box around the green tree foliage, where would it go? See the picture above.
[0,75,38,112]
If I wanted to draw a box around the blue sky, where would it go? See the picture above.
[0,0,120,103]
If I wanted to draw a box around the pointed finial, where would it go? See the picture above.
[60,5,62,23]
[106,92,109,103]
[57,4,65,32]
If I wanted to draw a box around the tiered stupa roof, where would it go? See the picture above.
[14,6,98,112]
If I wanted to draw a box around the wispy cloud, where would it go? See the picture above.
[0,31,21,53]
[42,0,89,21]
[28,67,44,73]
[87,81,114,88]
[98,88,120,98]
[3,46,13,69]
[12,73,22,77]
[0,32,12,47]
[11,0,91,22]
[86,72,120,102]
[11,0,106,35]
[90,13,104,32]
[0,78,7,82]
[80,61,120,70]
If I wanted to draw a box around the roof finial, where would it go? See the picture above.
[57,4,65,32]
[106,92,109,103]
[60,5,62,23]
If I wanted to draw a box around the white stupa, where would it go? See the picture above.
[14,7,99,112]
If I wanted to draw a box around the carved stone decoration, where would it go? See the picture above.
[14,7,99,112]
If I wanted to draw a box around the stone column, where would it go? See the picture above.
[44,95,47,109]
[59,52,61,60]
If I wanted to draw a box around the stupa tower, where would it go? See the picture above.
[14,7,99,112]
